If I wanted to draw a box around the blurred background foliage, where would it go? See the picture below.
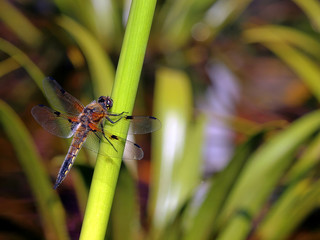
[1,0,320,239]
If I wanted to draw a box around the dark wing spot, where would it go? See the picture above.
[126,116,133,120]
[48,77,66,94]
[110,135,119,140]
[134,143,142,148]
[54,111,61,117]
[149,116,157,120]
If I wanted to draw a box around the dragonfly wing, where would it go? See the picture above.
[106,115,161,135]
[84,130,144,160]
[82,131,101,154]
[126,116,161,135]
[43,77,84,116]
[31,105,77,138]
[122,138,144,160]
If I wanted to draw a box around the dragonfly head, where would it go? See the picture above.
[98,96,113,110]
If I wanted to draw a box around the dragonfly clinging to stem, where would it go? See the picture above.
[32,77,160,189]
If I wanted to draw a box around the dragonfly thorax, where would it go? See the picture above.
[79,114,90,125]
[83,102,106,122]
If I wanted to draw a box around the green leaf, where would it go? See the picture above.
[0,57,20,77]
[182,128,269,240]
[0,38,45,89]
[254,131,320,239]
[0,100,69,240]
[203,0,253,38]
[157,0,254,49]
[149,67,203,239]
[243,26,320,102]
[285,131,320,182]
[54,0,98,38]
[256,178,320,239]
[56,16,115,98]
[294,0,320,32]
[216,110,320,240]
[0,0,43,47]
[243,25,320,60]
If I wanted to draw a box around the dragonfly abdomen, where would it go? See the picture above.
[53,127,88,189]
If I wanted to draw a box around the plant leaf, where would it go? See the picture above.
[0,100,69,240]
[216,110,320,240]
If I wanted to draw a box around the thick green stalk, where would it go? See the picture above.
[79,0,157,239]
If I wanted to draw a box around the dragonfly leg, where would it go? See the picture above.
[99,123,118,152]
[105,115,125,124]
[108,111,128,117]
[106,111,131,124]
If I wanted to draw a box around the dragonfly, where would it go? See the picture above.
[32,77,160,189]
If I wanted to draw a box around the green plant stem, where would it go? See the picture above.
[79,0,157,239]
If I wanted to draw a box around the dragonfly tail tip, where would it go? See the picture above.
[53,181,60,189]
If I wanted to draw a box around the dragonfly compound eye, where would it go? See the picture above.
[106,97,113,109]
[98,97,105,103]
[98,96,113,110]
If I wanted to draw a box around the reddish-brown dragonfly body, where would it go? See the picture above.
[32,77,160,189]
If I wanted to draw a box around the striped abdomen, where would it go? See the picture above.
[53,125,88,189]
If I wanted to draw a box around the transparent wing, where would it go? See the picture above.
[43,77,84,116]
[31,105,78,138]
[84,130,144,160]
[106,115,161,135]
